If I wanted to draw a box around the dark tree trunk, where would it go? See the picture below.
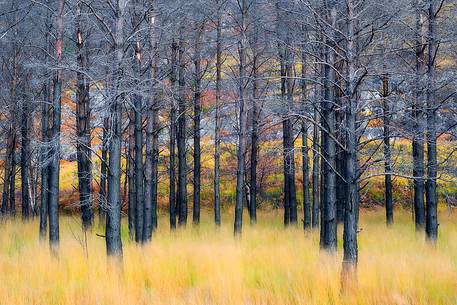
[425,0,438,242]
[382,74,393,226]
[320,10,337,251]
[1,126,15,215]
[40,83,50,237]
[48,0,65,251]
[21,100,31,220]
[9,140,16,216]
[312,92,320,229]
[234,0,249,235]
[106,0,126,258]
[193,25,203,225]
[131,5,144,243]
[335,73,346,224]
[301,38,310,230]
[412,0,426,230]
[127,121,136,240]
[214,4,222,226]
[169,40,178,230]
[249,8,260,224]
[342,2,359,284]
[143,11,159,241]
[99,117,109,227]
[177,30,188,227]
[76,5,93,230]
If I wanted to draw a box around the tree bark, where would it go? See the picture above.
[177,29,188,227]
[143,10,159,241]
[169,40,178,230]
[76,4,93,230]
[193,25,203,225]
[301,35,310,230]
[412,0,426,230]
[127,120,136,240]
[320,7,337,251]
[99,117,109,227]
[214,2,222,226]
[425,0,438,242]
[312,87,320,229]
[234,0,249,235]
[131,3,144,243]
[48,0,65,251]
[382,74,393,225]
[342,1,359,284]
[21,99,30,220]
[106,0,126,258]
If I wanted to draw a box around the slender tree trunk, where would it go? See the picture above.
[286,62,297,225]
[342,1,359,285]
[106,0,126,258]
[413,0,426,230]
[99,117,109,227]
[177,29,188,227]
[320,8,337,251]
[131,4,144,243]
[76,5,93,230]
[312,86,320,229]
[301,36,310,230]
[143,10,159,241]
[249,5,259,224]
[214,3,222,226]
[9,139,16,216]
[234,0,249,235]
[1,126,14,215]
[425,0,438,242]
[193,25,203,225]
[169,40,178,230]
[382,74,393,226]
[48,0,65,251]
[127,120,136,240]
[21,99,30,220]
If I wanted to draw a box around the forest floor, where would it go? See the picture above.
[0,209,455,305]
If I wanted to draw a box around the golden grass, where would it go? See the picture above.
[0,209,456,305]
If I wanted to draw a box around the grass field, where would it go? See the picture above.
[0,209,456,305]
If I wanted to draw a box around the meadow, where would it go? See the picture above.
[0,209,455,305]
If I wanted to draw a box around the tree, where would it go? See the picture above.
[234,0,249,235]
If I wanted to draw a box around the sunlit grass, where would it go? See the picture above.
[0,209,455,305]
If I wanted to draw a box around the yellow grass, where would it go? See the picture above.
[0,209,456,305]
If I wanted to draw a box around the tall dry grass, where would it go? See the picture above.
[0,209,455,305]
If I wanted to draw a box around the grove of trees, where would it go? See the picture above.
[1,0,456,283]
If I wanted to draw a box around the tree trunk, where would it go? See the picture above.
[234,0,249,235]
[106,0,126,258]
[21,99,30,220]
[48,0,65,251]
[425,0,438,242]
[249,5,260,224]
[76,5,93,230]
[131,4,144,243]
[143,10,159,241]
[193,25,203,225]
[312,87,320,229]
[301,36,310,230]
[177,29,188,227]
[320,8,337,251]
[342,1,359,285]
[127,120,136,240]
[99,117,109,227]
[169,40,178,230]
[412,0,426,230]
[214,2,222,226]
[382,74,393,225]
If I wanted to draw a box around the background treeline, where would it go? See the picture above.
[0,0,456,280]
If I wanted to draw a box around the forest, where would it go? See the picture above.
[0,0,456,304]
